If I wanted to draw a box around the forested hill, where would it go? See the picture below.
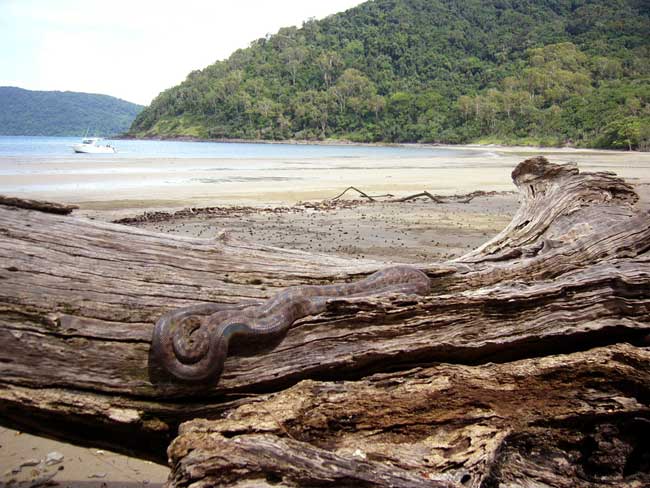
[130,0,650,149]
[0,87,143,136]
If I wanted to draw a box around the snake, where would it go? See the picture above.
[151,265,430,383]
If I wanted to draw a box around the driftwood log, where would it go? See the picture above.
[0,194,79,214]
[0,157,649,487]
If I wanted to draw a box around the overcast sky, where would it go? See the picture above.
[0,0,364,106]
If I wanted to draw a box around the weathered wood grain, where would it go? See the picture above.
[169,343,650,487]
[0,157,649,485]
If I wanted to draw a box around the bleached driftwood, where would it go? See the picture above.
[0,157,648,486]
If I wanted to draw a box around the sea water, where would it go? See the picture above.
[0,135,481,159]
[0,136,505,198]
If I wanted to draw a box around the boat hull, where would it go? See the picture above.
[72,144,116,154]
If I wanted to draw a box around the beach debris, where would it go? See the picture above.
[5,458,60,487]
[330,186,388,201]
[394,190,445,203]
[330,187,514,204]
[44,451,64,465]
[0,195,78,215]
[16,459,40,471]
[113,204,302,225]
[112,188,516,228]
[88,472,107,478]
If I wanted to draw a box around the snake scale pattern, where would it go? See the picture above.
[151,265,430,383]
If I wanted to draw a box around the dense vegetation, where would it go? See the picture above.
[0,87,142,136]
[130,0,650,149]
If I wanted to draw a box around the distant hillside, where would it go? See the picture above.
[0,87,143,136]
[130,0,650,149]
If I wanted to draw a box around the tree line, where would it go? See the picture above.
[129,0,650,149]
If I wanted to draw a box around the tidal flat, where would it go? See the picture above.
[2,145,648,216]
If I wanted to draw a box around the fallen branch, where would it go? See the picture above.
[0,195,78,215]
[328,187,514,205]
[394,190,445,203]
[330,186,382,201]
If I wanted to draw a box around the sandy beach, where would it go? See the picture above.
[0,427,168,487]
[1,144,649,487]
[2,145,649,218]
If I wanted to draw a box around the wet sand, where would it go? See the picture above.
[120,193,519,263]
[1,146,649,487]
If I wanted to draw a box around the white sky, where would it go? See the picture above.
[0,0,364,106]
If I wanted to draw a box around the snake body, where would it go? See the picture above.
[151,265,430,383]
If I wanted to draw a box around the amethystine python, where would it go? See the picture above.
[151,265,430,383]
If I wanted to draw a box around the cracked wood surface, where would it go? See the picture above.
[1,157,649,486]
[169,344,650,487]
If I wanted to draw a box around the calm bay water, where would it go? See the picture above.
[0,135,483,159]
[0,136,507,203]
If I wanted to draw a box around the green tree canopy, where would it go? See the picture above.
[129,0,650,149]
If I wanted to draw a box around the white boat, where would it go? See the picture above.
[72,137,116,154]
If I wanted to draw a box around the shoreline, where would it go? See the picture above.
[115,134,644,155]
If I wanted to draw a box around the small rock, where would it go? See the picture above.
[45,451,64,465]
